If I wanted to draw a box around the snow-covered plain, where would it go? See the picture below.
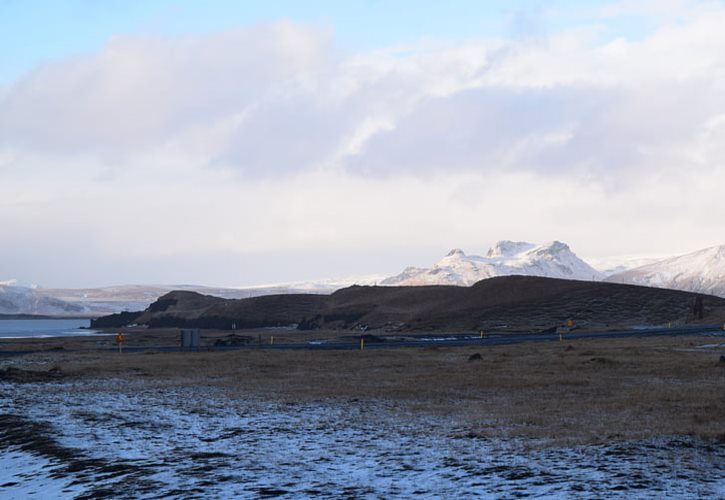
[1,380,723,499]
[0,450,83,498]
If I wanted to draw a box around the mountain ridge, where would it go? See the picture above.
[382,240,604,286]
[5,241,725,316]
[606,245,725,298]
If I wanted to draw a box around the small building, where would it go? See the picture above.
[180,328,201,349]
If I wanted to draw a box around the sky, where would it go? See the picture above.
[2,0,725,288]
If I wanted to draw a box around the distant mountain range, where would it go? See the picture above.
[2,241,725,316]
[382,241,603,286]
[0,280,378,317]
[606,245,725,298]
[0,284,311,317]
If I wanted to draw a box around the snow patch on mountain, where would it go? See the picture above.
[237,274,387,292]
[382,240,604,286]
[486,241,536,258]
[606,245,725,298]
[587,256,666,277]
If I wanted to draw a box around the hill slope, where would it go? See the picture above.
[94,276,725,332]
[607,245,725,298]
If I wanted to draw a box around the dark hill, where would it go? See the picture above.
[91,276,725,332]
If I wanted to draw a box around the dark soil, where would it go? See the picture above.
[0,366,64,383]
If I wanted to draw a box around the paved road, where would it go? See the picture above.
[3,324,722,356]
[232,324,725,351]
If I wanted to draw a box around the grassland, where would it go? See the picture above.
[3,332,724,446]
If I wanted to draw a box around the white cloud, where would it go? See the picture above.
[2,7,725,286]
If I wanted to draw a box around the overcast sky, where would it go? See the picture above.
[2,0,725,287]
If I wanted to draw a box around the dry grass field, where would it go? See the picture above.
[4,333,724,446]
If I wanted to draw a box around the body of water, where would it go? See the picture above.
[0,319,98,338]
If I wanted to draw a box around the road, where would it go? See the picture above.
[3,324,723,357]
[225,324,725,351]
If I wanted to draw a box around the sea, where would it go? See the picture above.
[0,318,99,338]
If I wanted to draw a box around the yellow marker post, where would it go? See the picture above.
[360,338,365,350]
[115,333,125,353]
[480,330,484,339]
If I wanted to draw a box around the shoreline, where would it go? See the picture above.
[0,314,98,320]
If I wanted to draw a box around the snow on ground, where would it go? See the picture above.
[1,380,723,498]
[0,450,83,498]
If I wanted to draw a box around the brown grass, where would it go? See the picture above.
[4,335,724,446]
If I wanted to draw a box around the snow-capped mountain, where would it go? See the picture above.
[8,242,725,316]
[382,240,604,286]
[586,256,665,277]
[0,277,387,316]
[0,283,251,316]
[0,283,87,316]
[606,245,725,298]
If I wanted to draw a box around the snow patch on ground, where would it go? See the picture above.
[1,380,723,498]
[0,450,83,498]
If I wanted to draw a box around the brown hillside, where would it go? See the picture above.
[94,276,725,332]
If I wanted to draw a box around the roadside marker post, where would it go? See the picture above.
[115,333,125,353]
[270,336,274,345]
[360,337,365,350]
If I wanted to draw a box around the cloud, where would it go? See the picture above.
[3,8,725,182]
[0,22,332,158]
[2,5,725,286]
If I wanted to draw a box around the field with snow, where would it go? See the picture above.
[2,381,724,498]
[1,334,724,498]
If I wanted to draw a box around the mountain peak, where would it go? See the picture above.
[705,244,725,258]
[486,241,536,258]
[538,241,571,254]
[385,240,603,286]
